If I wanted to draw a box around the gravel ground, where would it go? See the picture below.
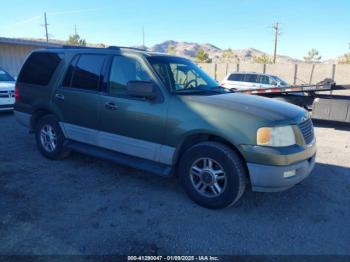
[0,112,349,255]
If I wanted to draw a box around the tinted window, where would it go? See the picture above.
[259,75,269,84]
[62,56,79,87]
[245,74,258,83]
[0,69,14,82]
[64,54,105,91]
[109,56,151,97]
[18,52,62,85]
[228,74,244,81]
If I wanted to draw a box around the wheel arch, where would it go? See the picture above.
[173,132,247,169]
[31,106,62,130]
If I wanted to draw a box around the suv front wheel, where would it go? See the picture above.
[179,141,247,209]
[35,114,70,160]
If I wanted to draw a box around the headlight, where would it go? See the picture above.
[257,125,296,147]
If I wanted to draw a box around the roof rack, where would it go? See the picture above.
[45,45,147,51]
[108,46,147,51]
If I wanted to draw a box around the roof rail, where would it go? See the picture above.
[108,46,147,51]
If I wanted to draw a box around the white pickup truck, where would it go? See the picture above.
[0,68,15,111]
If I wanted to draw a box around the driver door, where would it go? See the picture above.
[98,54,170,164]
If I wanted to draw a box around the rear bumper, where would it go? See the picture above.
[247,154,316,192]
[14,111,31,127]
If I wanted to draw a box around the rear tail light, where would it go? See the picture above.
[15,85,20,103]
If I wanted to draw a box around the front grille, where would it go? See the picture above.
[0,91,14,98]
[298,118,314,145]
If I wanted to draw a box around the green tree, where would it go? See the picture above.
[253,54,272,64]
[304,48,322,63]
[339,53,350,64]
[167,44,176,55]
[221,48,240,63]
[339,43,350,64]
[66,33,87,46]
[195,49,212,63]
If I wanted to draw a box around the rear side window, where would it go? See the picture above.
[245,74,258,83]
[228,74,244,81]
[63,54,106,91]
[18,52,62,85]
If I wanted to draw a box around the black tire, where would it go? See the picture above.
[35,114,70,160]
[179,141,247,209]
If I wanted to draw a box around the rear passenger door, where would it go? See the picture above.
[54,54,107,144]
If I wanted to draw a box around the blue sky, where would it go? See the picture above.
[1,0,349,59]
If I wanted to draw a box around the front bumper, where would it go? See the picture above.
[0,97,15,111]
[247,153,316,192]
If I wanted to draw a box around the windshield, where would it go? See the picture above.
[0,69,15,82]
[147,56,221,93]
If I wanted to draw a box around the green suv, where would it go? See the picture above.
[14,47,316,209]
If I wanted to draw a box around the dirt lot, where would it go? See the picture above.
[0,112,349,255]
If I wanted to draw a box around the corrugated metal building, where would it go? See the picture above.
[0,37,62,77]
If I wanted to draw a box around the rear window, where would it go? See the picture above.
[63,54,106,91]
[228,74,244,81]
[17,52,62,85]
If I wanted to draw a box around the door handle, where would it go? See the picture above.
[105,102,119,110]
[55,93,65,101]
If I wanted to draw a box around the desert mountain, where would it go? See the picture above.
[148,40,302,63]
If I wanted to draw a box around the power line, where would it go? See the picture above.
[272,22,280,64]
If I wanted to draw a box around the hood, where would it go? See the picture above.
[0,81,15,91]
[180,93,308,125]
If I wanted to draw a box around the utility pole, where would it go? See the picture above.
[142,27,145,48]
[272,22,280,64]
[74,24,77,35]
[44,12,49,42]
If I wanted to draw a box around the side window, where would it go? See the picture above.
[18,52,62,85]
[259,75,269,85]
[108,56,151,97]
[63,54,106,91]
[245,74,258,83]
[228,74,244,81]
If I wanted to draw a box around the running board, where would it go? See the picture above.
[66,140,174,177]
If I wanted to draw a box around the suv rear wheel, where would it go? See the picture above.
[35,114,70,160]
[179,141,247,209]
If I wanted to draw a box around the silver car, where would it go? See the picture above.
[221,72,288,90]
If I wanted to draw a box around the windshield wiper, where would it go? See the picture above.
[173,88,223,94]
[212,86,235,93]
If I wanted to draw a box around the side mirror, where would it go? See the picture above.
[14,76,18,81]
[127,81,157,100]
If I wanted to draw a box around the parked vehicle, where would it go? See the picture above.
[0,68,15,111]
[15,48,316,209]
[221,72,288,90]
